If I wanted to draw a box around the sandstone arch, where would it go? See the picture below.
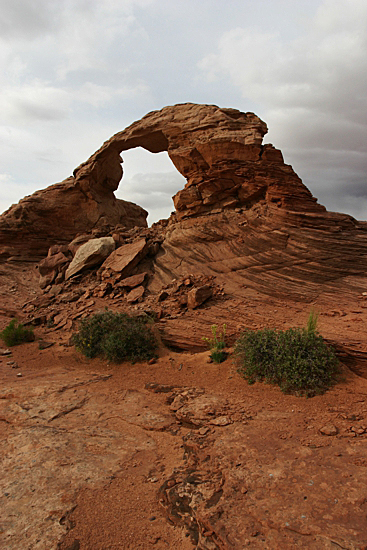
[72,102,330,222]
[0,102,364,278]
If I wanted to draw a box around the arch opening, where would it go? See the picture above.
[115,148,186,226]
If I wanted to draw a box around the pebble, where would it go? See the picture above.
[17,373,22,377]
[319,423,338,436]
[210,416,232,426]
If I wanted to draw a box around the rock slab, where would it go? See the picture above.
[65,237,115,279]
[100,238,148,278]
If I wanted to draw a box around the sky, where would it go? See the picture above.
[0,0,366,225]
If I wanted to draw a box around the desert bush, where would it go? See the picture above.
[306,309,319,334]
[234,326,339,396]
[203,324,227,363]
[210,349,228,364]
[73,310,158,363]
[0,319,35,347]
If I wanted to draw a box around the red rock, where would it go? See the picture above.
[187,285,213,309]
[0,156,147,261]
[126,285,145,303]
[101,238,148,278]
[65,237,115,279]
[73,103,323,222]
[319,424,339,436]
[178,295,188,307]
[112,232,125,247]
[38,251,70,288]
[158,291,169,302]
[118,272,147,289]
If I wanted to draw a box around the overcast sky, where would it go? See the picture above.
[0,0,366,224]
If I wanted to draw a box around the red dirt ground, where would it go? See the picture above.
[1,263,367,549]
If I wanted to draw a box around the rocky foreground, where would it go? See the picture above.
[1,103,367,549]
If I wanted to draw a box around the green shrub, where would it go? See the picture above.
[72,310,158,363]
[234,326,339,396]
[202,324,226,351]
[0,319,35,347]
[203,324,227,363]
[306,309,319,334]
[210,349,228,364]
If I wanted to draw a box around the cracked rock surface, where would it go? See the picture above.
[1,341,367,549]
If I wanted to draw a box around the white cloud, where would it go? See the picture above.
[75,81,150,107]
[116,150,186,223]
[0,0,58,40]
[0,82,72,123]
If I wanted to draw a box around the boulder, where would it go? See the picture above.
[118,272,147,289]
[38,251,70,288]
[68,234,92,256]
[187,285,213,309]
[65,237,115,279]
[126,285,145,303]
[319,424,339,436]
[100,238,148,279]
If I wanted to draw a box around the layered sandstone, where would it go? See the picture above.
[72,102,330,223]
[0,171,147,262]
[3,103,367,306]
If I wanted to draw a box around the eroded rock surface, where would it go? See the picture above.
[72,103,330,221]
[2,344,367,550]
[0,173,147,262]
[53,102,367,303]
[65,237,115,280]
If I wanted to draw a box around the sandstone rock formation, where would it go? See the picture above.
[0,172,147,262]
[38,247,71,289]
[65,237,115,280]
[70,102,330,222]
[4,102,367,308]
[100,238,148,279]
[70,101,365,304]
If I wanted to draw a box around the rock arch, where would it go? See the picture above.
[72,102,327,221]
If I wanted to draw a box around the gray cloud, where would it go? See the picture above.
[199,0,367,218]
[1,0,366,225]
[117,171,186,224]
[0,0,57,40]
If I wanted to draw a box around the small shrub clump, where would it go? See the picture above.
[234,324,339,396]
[0,319,35,347]
[73,310,158,363]
[203,324,227,363]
